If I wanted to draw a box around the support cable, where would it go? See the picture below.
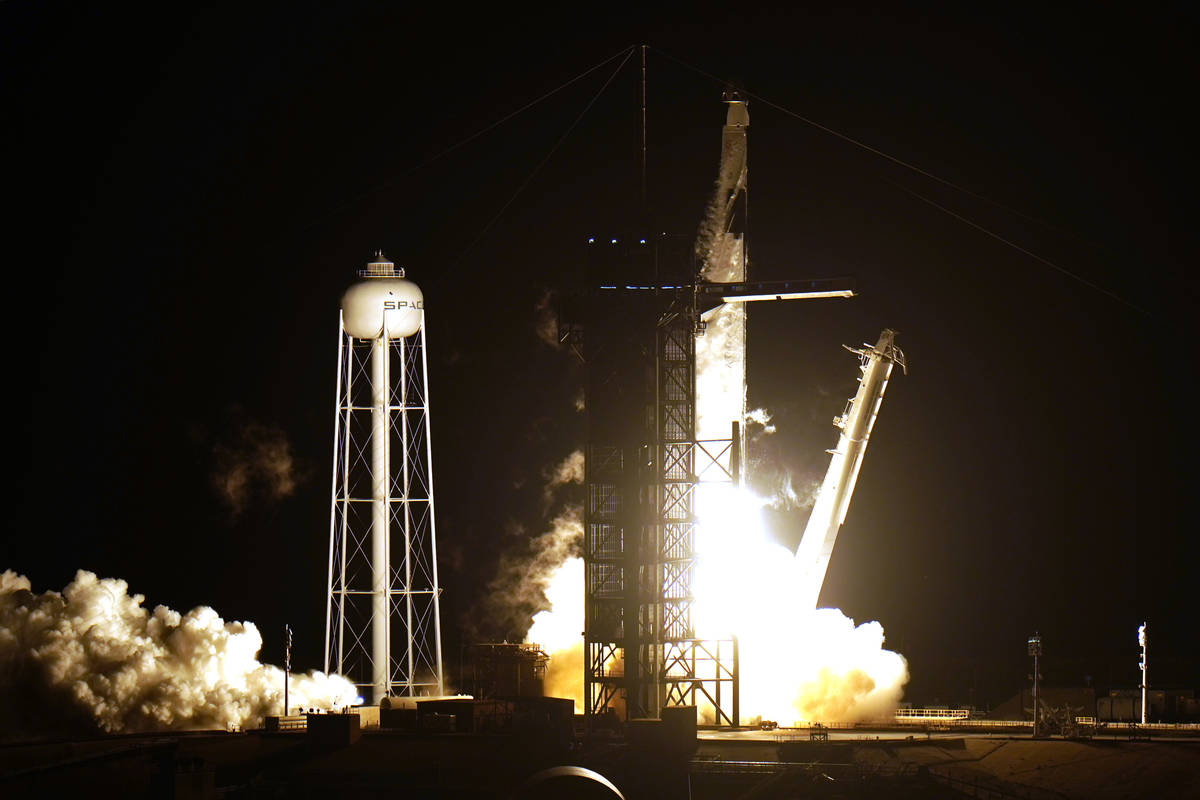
[894,182,1148,316]
[650,46,1147,314]
[651,47,1093,241]
[454,46,637,265]
[403,45,637,182]
[252,45,637,248]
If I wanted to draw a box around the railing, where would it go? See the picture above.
[894,708,971,720]
[264,714,307,731]
[764,717,1200,734]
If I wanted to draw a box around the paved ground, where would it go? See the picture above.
[694,730,1200,799]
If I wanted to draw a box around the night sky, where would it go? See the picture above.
[8,4,1196,710]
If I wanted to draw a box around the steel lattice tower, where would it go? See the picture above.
[325,252,444,704]
[573,234,741,725]
[575,91,854,726]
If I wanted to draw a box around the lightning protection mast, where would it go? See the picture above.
[326,252,444,704]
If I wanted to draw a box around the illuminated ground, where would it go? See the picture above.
[693,732,1200,799]
[4,727,1198,799]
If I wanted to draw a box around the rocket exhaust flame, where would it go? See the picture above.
[527,557,584,710]
[528,476,909,724]
[692,323,909,723]
[0,570,357,734]
[692,483,908,724]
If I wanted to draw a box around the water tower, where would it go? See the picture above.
[325,252,444,703]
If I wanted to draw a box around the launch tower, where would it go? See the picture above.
[325,253,444,704]
[574,92,854,726]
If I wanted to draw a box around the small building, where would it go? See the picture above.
[1098,688,1198,722]
[461,643,549,699]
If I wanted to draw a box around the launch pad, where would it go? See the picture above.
[6,720,1197,799]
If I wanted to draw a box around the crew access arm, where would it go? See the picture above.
[794,329,905,609]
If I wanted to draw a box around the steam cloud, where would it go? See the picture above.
[476,509,582,640]
[211,422,299,517]
[0,570,356,735]
[745,407,776,435]
[534,289,561,350]
[472,449,587,706]
[543,449,584,506]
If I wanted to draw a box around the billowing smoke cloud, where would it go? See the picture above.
[741,407,825,519]
[211,422,299,517]
[471,449,586,704]
[534,289,561,350]
[694,114,747,276]
[0,570,356,735]
[693,486,908,724]
[745,407,776,435]
[744,407,823,513]
[542,450,584,506]
[744,609,908,724]
[474,504,583,642]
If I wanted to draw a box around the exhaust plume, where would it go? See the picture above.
[0,570,356,735]
[693,484,908,723]
[475,448,586,705]
[527,557,584,710]
[476,506,583,642]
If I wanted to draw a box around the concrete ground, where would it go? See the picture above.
[695,730,1200,799]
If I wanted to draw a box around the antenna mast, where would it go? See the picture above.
[640,44,648,219]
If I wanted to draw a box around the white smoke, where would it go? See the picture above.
[695,125,747,445]
[534,289,561,349]
[477,447,584,642]
[212,422,299,517]
[693,484,907,723]
[478,448,587,707]
[0,570,356,734]
[745,407,776,435]
[696,304,747,440]
[774,471,821,512]
[543,450,585,505]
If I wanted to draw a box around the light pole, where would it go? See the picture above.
[1138,622,1148,725]
[1027,633,1042,737]
[284,624,293,716]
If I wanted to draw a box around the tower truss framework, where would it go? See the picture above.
[578,247,740,726]
[326,315,444,702]
[578,90,855,727]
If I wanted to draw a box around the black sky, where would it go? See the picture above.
[7,4,1197,708]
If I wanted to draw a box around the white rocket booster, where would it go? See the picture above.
[795,329,905,609]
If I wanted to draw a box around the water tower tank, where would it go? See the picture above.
[341,252,424,339]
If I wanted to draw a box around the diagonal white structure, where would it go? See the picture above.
[795,329,905,609]
[325,252,444,704]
